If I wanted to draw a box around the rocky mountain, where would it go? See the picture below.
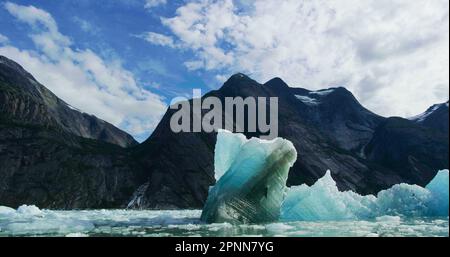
[288,85,384,154]
[0,56,448,209]
[0,56,142,208]
[365,117,449,186]
[0,124,142,209]
[410,101,449,135]
[131,74,448,208]
[0,56,137,148]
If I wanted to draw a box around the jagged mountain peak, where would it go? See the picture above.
[224,73,258,85]
[264,77,290,88]
[0,56,31,77]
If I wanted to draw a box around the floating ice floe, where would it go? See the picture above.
[201,129,297,224]
[17,204,44,216]
[281,170,449,221]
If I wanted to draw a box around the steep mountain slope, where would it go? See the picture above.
[288,85,384,153]
[410,101,449,135]
[0,123,142,209]
[0,56,137,147]
[365,117,449,186]
[0,56,143,208]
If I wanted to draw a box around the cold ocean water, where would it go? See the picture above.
[0,207,448,237]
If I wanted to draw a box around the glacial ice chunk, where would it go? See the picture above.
[375,183,431,217]
[201,130,297,224]
[17,205,43,216]
[281,169,449,221]
[426,169,449,216]
[0,205,95,236]
[280,171,377,221]
[0,206,15,216]
[213,130,247,181]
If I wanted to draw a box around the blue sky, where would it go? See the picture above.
[1,0,214,97]
[0,0,448,141]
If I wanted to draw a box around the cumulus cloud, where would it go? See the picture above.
[153,0,449,117]
[0,34,9,44]
[1,2,167,139]
[144,0,167,9]
[137,31,176,48]
[72,16,98,34]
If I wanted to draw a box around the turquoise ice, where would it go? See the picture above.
[201,129,297,224]
[203,130,448,223]
[426,170,449,216]
[281,170,449,221]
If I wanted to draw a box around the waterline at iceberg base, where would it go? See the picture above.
[0,131,448,237]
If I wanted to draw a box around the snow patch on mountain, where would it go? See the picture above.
[309,89,335,96]
[295,95,320,106]
[409,102,449,122]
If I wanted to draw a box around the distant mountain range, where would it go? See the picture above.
[0,55,448,209]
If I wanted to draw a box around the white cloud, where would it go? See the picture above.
[215,74,228,83]
[72,16,98,34]
[156,0,449,117]
[0,34,8,44]
[144,0,167,9]
[138,31,176,48]
[1,2,167,139]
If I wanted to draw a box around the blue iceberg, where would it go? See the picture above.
[202,130,448,223]
[280,171,377,221]
[426,170,449,216]
[201,130,297,224]
[281,170,449,221]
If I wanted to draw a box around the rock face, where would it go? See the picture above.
[0,55,448,210]
[0,56,142,208]
[364,117,449,186]
[0,56,137,148]
[410,101,449,135]
[0,124,142,209]
[289,86,384,153]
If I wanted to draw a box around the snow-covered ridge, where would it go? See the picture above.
[409,101,449,122]
[294,88,339,105]
[308,88,335,96]
[295,95,320,106]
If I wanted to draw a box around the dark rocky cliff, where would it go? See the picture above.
[0,56,142,208]
[410,101,449,135]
